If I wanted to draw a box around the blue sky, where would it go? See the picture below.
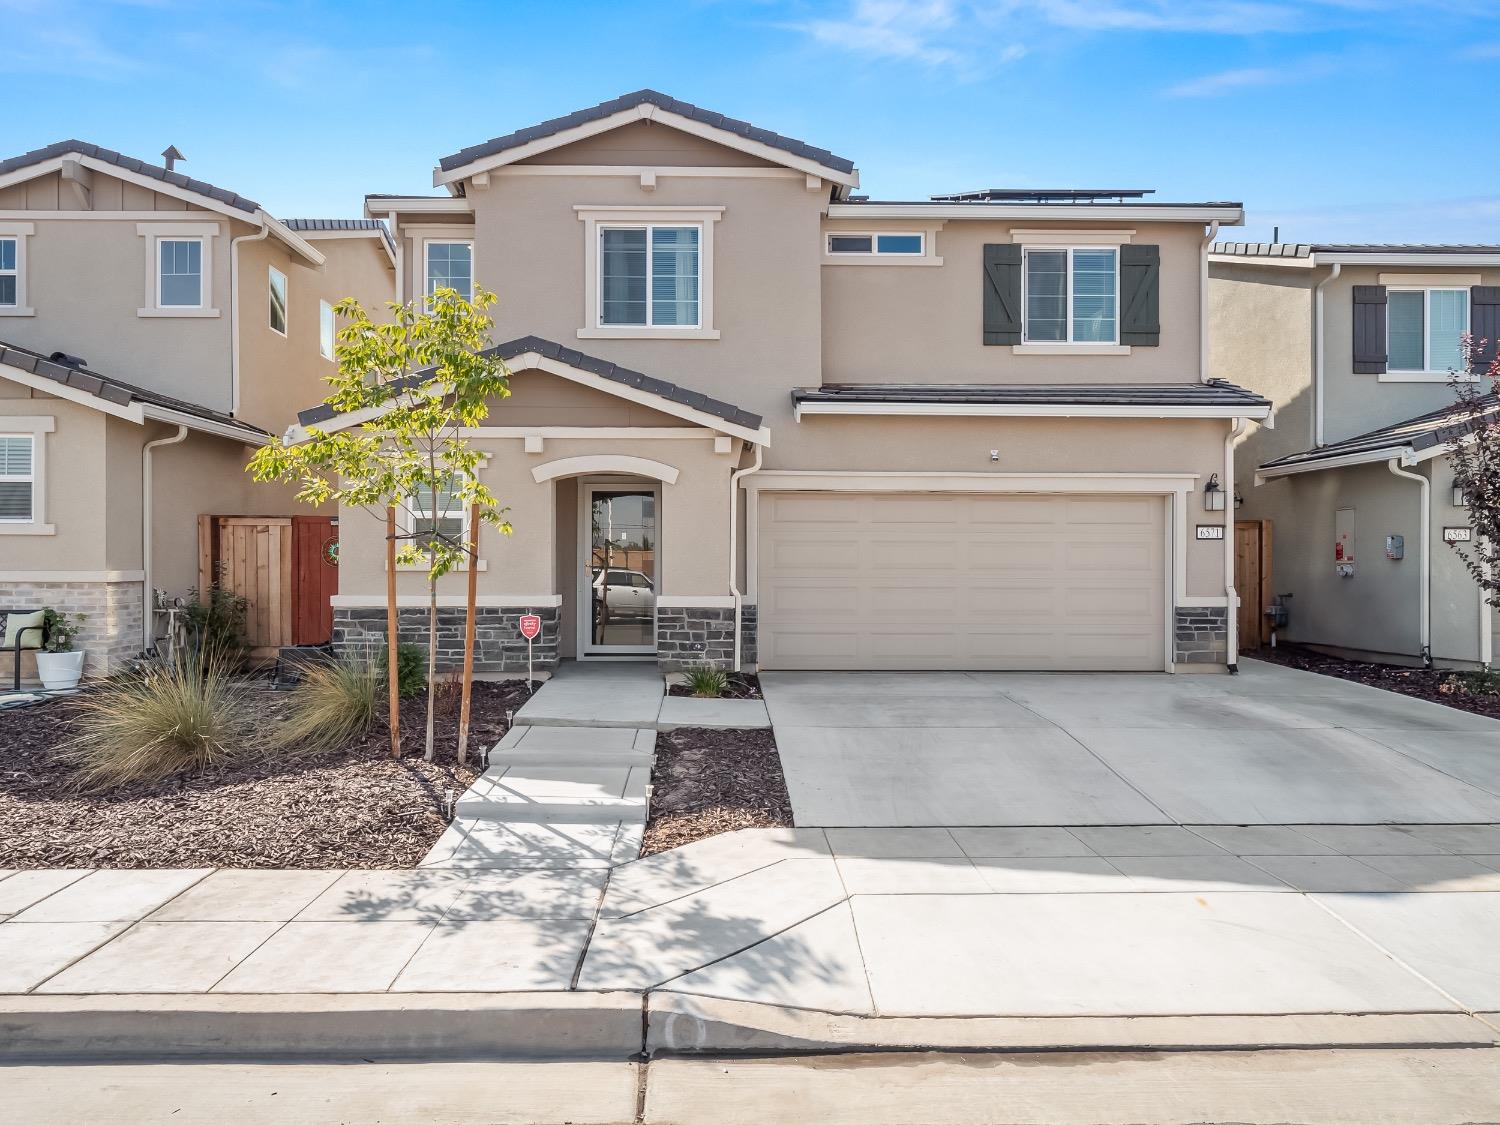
[6,0,1499,242]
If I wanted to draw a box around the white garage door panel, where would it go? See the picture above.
[757,491,1167,671]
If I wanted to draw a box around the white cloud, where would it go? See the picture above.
[1165,65,1290,97]
[1246,195,1500,244]
[790,1,966,65]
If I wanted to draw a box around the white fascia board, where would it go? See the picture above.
[435,102,859,189]
[262,213,325,266]
[141,405,269,445]
[793,401,1272,421]
[1256,445,1416,481]
[0,361,145,423]
[1207,253,1316,269]
[1315,252,1500,268]
[829,203,1244,223]
[362,195,474,217]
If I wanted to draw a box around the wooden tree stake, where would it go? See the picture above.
[458,501,480,765]
[386,505,401,758]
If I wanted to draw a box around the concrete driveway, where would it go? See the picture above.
[761,659,1500,827]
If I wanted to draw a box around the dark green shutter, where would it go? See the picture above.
[1471,287,1500,374]
[1119,244,1161,346]
[1352,286,1387,374]
[982,244,1022,345]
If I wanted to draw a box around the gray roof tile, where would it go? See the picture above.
[1261,396,1499,471]
[282,217,396,254]
[0,140,261,213]
[1215,242,1500,257]
[793,381,1270,409]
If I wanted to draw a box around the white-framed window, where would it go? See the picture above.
[424,240,473,301]
[268,266,287,335]
[136,222,219,318]
[319,300,335,360]
[409,474,467,547]
[1023,246,1118,344]
[599,224,701,328]
[1388,287,1469,374]
[158,238,204,308]
[0,434,34,523]
[826,232,924,256]
[0,238,18,308]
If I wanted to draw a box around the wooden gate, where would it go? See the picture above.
[198,515,340,656]
[292,516,339,646]
[1234,520,1273,652]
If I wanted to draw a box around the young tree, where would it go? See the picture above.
[250,287,512,761]
[1446,334,1500,609]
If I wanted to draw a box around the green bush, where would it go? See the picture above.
[41,608,86,653]
[1457,668,1500,696]
[62,655,256,790]
[276,656,379,754]
[184,585,250,667]
[685,665,728,699]
[378,641,427,697]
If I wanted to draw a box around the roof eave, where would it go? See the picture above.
[792,400,1272,422]
[1257,444,1419,482]
[831,203,1244,223]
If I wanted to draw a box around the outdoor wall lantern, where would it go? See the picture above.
[1203,473,1226,512]
[1453,485,1469,508]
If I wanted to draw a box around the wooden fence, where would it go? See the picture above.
[198,515,338,657]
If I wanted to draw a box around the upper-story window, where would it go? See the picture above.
[0,238,18,307]
[1388,287,1468,374]
[1023,247,1118,344]
[425,241,473,301]
[269,267,288,335]
[158,238,203,308]
[600,225,700,328]
[319,300,335,360]
[827,233,924,256]
[0,434,33,523]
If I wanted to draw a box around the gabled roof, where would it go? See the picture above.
[283,217,397,259]
[792,380,1272,420]
[0,139,260,212]
[1212,242,1500,267]
[294,335,768,444]
[434,90,858,188]
[1258,395,1500,479]
[0,340,269,444]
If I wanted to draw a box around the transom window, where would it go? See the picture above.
[600,225,700,328]
[827,233,924,256]
[1389,288,1469,374]
[0,435,34,523]
[157,238,203,308]
[319,300,335,360]
[425,241,473,301]
[268,267,288,335]
[1024,247,1118,344]
[0,238,17,307]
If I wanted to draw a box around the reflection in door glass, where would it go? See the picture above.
[589,490,655,648]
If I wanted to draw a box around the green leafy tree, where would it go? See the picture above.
[250,287,512,760]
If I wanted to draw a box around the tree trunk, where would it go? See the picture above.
[424,577,438,762]
[386,506,401,758]
[457,501,480,766]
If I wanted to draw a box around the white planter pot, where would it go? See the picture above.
[35,650,86,691]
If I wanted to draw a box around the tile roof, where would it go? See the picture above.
[793,380,1271,408]
[297,335,764,431]
[853,198,1243,209]
[437,89,855,176]
[283,217,396,253]
[1261,395,1500,472]
[0,140,261,212]
[1215,242,1500,257]
[0,340,269,439]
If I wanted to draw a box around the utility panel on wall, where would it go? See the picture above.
[1335,507,1355,577]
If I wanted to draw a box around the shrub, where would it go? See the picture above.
[685,665,728,699]
[275,656,379,754]
[1456,668,1500,696]
[41,608,86,653]
[62,656,255,790]
[184,585,250,667]
[378,642,427,697]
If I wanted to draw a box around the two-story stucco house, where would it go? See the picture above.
[1211,242,1500,667]
[303,90,1270,676]
[0,142,395,673]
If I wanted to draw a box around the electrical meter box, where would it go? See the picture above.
[1385,534,1405,560]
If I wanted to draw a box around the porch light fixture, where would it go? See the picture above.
[1453,485,1469,508]
[1203,473,1226,512]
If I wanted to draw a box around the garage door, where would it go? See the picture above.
[756,491,1166,671]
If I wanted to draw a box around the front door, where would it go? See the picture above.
[580,482,658,656]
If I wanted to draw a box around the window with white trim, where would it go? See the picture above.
[0,238,18,307]
[826,233,924,256]
[408,474,468,549]
[1023,246,1118,344]
[599,224,700,328]
[0,435,34,523]
[319,300,335,360]
[157,238,203,308]
[269,266,288,335]
[1389,287,1469,374]
[425,241,473,301]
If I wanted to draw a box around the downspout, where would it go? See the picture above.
[1388,457,1432,666]
[1480,537,1493,669]
[230,216,271,416]
[1199,220,1220,382]
[1224,418,1246,672]
[1313,263,1342,447]
[387,211,403,303]
[141,425,189,651]
[728,442,764,672]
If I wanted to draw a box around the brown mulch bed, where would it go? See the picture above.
[665,672,763,700]
[640,726,791,857]
[1255,644,1500,719]
[0,679,536,870]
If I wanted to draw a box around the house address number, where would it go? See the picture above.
[1444,526,1474,544]
[1196,525,1225,541]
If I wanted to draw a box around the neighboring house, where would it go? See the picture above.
[0,142,395,673]
[1210,242,1500,667]
[311,89,1268,675]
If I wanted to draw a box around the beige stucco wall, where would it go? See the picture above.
[0,390,109,570]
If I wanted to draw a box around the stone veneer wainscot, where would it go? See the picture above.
[0,578,144,676]
[333,605,560,674]
[1175,606,1229,665]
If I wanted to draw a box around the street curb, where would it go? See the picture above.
[0,992,646,1062]
[646,993,1500,1055]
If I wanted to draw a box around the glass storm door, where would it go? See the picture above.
[582,485,657,655]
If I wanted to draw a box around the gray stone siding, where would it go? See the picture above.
[0,579,144,676]
[333,605,560,675]
[657,605,737,671]
[1175,606,1229,665]
[739,603,758,670]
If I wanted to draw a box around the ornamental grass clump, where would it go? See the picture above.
[62,656,256,791]
[685,665,729,699]
[275,656,380,755]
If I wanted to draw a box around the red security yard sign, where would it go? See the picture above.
[518,614,542,684]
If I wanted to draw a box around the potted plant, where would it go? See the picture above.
[35,609,87,690]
